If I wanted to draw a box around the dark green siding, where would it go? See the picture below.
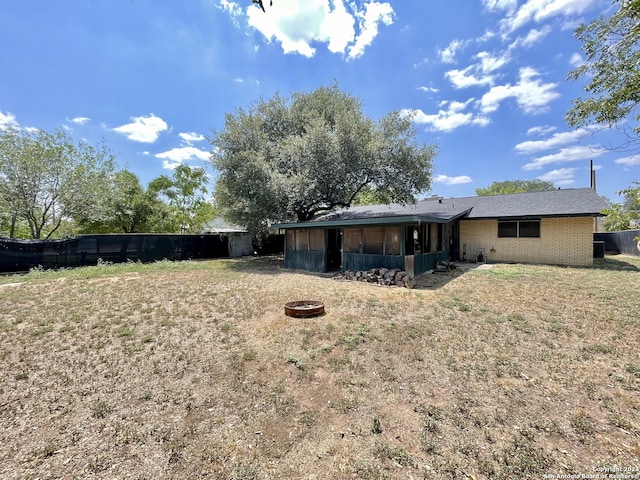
[284,250,325,272]
[414,251,449,275]
[343,253,404,271]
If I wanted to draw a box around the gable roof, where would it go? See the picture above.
[274,188,609,229]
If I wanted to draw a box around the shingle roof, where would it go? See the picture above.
[275,188,609,228]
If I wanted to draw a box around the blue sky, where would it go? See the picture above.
[0,0,636,203]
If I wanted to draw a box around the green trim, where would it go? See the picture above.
[274,212,468,230]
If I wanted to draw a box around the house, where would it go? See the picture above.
[274,188,609,274]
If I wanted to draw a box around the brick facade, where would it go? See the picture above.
[459,217,594,267]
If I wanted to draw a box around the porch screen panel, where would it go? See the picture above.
[363,227,384,254]
[385,226,401,255]
[286,231,295,251]
[344,228,361,253]
[309,229,324,251]
[296,229,309,251]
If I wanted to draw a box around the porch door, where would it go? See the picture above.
[326,229,342,271]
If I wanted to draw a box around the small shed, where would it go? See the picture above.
[203,218,254,257]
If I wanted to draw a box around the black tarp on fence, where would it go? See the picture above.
[594,230,640,256]
[0,234,230,272]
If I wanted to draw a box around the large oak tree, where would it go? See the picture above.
[210,84,437,234]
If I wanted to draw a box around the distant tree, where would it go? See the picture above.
[0,129,115,239]
[148,165,215,233]
[210,84,437,234]
[565,0,640,154]
[76,170,165,234]
[475,179,556,196]
[602,181,640,231]
[352,186,400,206]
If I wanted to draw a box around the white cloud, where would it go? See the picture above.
[615,155,640,166]
[479,66,560,115]
[0,111,19,130]
[522,144,607,170]
[244,0,392,59]
[515,127,596,153]
[402,100,490,133]
[434,174,473,185]
[347,2,394,59]
[113,114,168,143]
[438,39,465,64]
[537,167,578,185]
[219,0,243,26]
[70,116,90,125]
[476,51,510,73]
[179,132,206,144]
[155,146,210,163]
[526,125,556,136]
[445,65,494,89]
[418,86,439,93]
[517,25,552,47]
[500,0,600,35]
[569,52,583,67]
[483,0,518,13]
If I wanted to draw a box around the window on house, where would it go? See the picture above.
[498,220,540,238]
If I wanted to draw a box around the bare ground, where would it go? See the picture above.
[1,255,639,479]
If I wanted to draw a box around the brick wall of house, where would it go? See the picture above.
[459,217,594,267]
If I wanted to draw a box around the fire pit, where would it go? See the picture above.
[284,300,325,318]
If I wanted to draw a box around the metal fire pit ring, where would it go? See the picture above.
[284,300,325,318]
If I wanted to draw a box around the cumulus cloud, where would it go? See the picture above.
[244,0,393,59]
[615,155,640,166]
[418,86,439,93]
[569,52,583,67]
[479,66,560,115]
[434,174,473,185]
[537,167,578,185]
[438,39,465,64]
[155,146,210,163]
[402,100,490,133]
[113,114,168,143]
[445,65,495,89]
[500,0,600,35]
[522,144,607,170]
[0,111,19,130]
[517,25,552,47]
[483,0,518,13]
[515,127,596,154]
[179,132,206,144]
[526,125,557,136]
[70,116,90,125]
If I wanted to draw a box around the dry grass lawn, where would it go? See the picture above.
[1,255,639,479]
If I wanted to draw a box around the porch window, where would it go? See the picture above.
[363,227,384,254]
[385,226,401,255]
[344,228,361,253]
[296,229,309,250]
[498,220,540,238]
[309,229,324,251]
[286,230,295,251]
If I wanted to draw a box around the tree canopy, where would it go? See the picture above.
[602,181,640,231]
[566,0,640,153]
[0,129,115,239]
[475,179,556,196]
[210,84,437,234]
